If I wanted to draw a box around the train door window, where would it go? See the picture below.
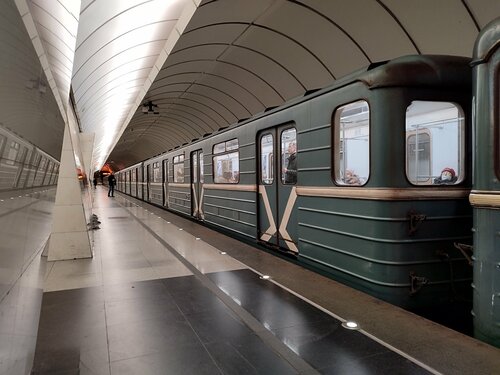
[153,162,160,182]
[199,152,204,183]
[334,100,370,186]
[213,139,239,183]
[192,155,198,183]
[405,101,464,185]
[281,128,297,184]
[173,154,184,182]
[261,133,274,184]
[6,141,20,165]
[0,134,6,157]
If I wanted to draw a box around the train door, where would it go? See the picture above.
[190,150,204,219]
[162,159,169,207]
[137,167,143,199]
[257,125,298,253]
[146,164,151,202]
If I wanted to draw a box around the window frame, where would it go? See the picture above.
[404,100,466,186]
[260,132,274,185]
[212,138,240,184]
[280,127,297,185]
[332,99,371,187]
[173,153,185,183]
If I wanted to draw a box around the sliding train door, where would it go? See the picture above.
[257,125,298,253]
[190,150,204,220]
[162,159,169,207]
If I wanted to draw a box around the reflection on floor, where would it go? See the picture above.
[0,187,56,375]
[31,187,499,375]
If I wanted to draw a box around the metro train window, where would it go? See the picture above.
[405,101,464,185]
[334,100,370,186]
[173,154,184,183]
[153,162,160,182]
[6,141,20,165]
[261,133,274,184]
[213,139,239,183]
[281,128,297,185]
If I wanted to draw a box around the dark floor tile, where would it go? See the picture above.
[184,306,253,344]
[103,279,169,302]
[169,286,229,315]
[41,286,104,307]
[208,270,331,330]
[107,317,199,362]
[271,320,392,371]
[105,295,181,326]
[38,300,106,330]
[31,347,82,374]
[110,343,221,375]
[161,274,205,294]
[205,334,298,375]
[319,350,431,375]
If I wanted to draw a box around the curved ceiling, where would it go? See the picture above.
[12,0,499,170]
[108,0,500,169]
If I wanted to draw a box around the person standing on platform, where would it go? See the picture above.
[108,173,116,197]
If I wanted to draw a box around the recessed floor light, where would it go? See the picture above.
[179,228,183,231]
[196,238,201,240]
[260,275,271,280]
[220,251,226,255]
[342,321,360,330]
[166,221,170,224]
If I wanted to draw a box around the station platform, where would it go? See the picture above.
[31,186,499,375]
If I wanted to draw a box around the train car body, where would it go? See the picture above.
[0,125,59,191]
[470,17,500,347]
[116,55,473,310]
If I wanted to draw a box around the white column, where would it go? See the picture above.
[80,133,95,183]
[46,124,92,261]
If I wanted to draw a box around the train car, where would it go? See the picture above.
[469,17,500,347]
[0,125,59,191]
[116,55,473,310]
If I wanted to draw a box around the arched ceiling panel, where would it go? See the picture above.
[25,0,80,110]
[219,45,305,100]
[163,44,228,66]
[287,0,417,63]
[149,89,238,124]
[382,0,479,55]
[71,0,189,168]
[233,26,334,89]
[466,0,500,28]
[182,80,254,117]
[155,97,230,125]
[172,23,248,51]
[185,0,274,30]
[75,55,157,103]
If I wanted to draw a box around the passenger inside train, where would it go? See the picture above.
[434,167,458,184]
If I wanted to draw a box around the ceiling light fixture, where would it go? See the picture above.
[142,100,159,115]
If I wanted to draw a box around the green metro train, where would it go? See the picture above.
[116,18,500,347]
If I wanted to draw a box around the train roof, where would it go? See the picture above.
[472,17,500,65]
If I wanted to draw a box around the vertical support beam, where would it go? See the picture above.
[80,133,95,183]
[46,124,92,260]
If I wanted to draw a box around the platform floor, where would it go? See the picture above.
[31,187,499,374]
